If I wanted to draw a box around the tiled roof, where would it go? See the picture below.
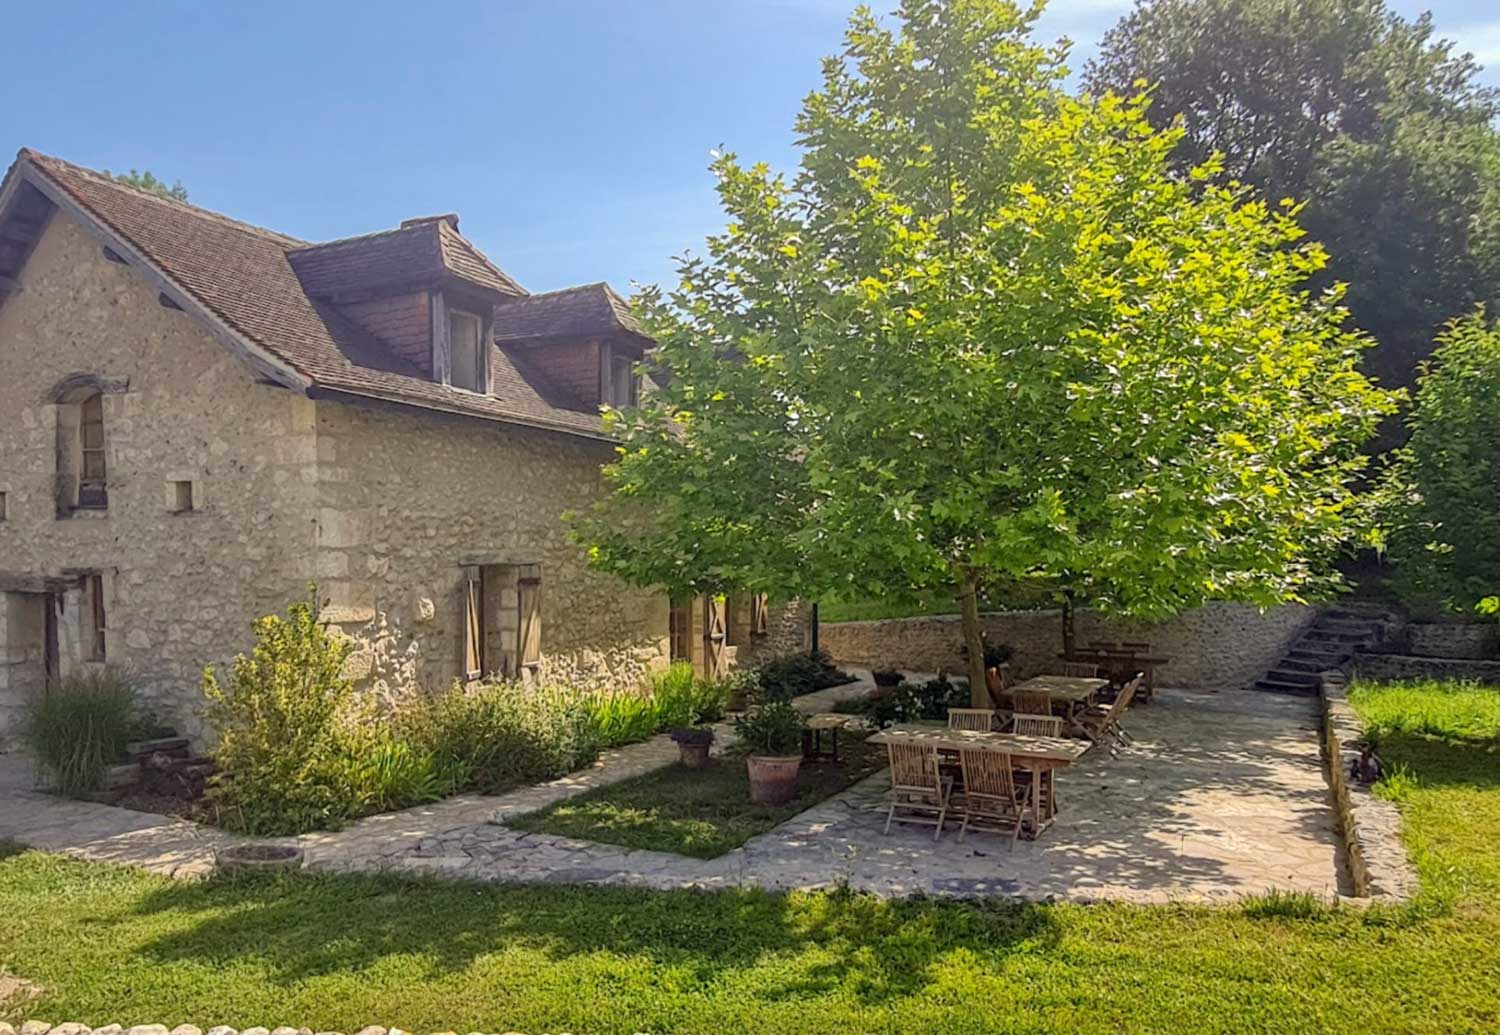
[8,149,624,439]
[289,217,525,300]
[494,282,648,347]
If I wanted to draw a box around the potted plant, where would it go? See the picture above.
[670,724,716,768]
[735,700,806,804]
[871,667,904,689]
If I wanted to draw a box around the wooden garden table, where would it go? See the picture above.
[867,724,1090,837]
[1010,674,1109,725]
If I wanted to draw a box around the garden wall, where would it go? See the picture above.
[1318,670,1419,900]
[1406,621,1499,660]
[1351,650,1500,685]
[820,602,1314,690]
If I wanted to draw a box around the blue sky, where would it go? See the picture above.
[4,0,1498,295]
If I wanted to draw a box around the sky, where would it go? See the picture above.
[4,0,1498,296]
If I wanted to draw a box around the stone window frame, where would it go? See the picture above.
[44,373,128,518]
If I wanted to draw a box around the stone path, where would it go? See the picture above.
[0,678,1346,903]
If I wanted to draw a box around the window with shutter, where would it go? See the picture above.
[83,573,107,661]
[517,566,542,669]
[77,393,108,509]
[751,593,770,637]
[462,565,484,680]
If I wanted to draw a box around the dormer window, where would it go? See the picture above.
[608,353,638,408]
[448,308,487,393]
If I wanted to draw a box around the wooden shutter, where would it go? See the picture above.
[85,574,107,661]
[751,593,769,636]
[517,566,542,668]
[462,565,483,680]
[704,595,727,677]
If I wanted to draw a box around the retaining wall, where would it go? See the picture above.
[820,602,1314,690]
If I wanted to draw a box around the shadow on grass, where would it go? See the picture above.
[1367,731,1500,791]
[130,872,1061,1007]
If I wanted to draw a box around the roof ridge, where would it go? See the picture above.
[20,149,310,249]
[289,221,436,254]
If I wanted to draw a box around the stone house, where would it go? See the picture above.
[0,150,806,744]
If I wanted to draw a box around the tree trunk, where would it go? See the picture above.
[957,574,989,707]
[1061,590,1077,658]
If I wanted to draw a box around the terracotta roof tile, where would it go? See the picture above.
[13,149,623,439]
[493,282,648,346]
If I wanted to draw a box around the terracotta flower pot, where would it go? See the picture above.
[678,742,712,768]
[746,754,802,804]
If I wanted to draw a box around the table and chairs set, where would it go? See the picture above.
[865,655,1154,846]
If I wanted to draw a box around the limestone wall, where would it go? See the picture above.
[820,602,1315,690]
[308,400,670,697]
[1352,650,1500,685]
[1406,621,1499,660]
[0,214,320,742]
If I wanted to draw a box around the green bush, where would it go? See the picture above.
[753,650,852,702]
[24,667,139,796]
[201,593,368,835]
[734,699,806,755]
[579,688,662,747]
[651,662,733,727]
[861,675,970,728]
[1385,312,1500,613]
[404,682,600,794]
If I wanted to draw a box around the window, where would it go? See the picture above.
[669,598,693,663]
[517,566,542,669]
[448,309,486,393]
[462,565,484,680]
[77,392,107,509]
[171,480,195,513]
[610,354,637,407]
[0,491,7,521]
[82,573,107,661]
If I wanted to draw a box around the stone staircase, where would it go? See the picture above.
[1252,605,1398,696]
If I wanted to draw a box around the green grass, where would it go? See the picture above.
[508,736,887,858]
[3,679,1499,1034]
[1348,678,1500,746]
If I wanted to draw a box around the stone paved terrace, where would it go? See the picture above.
[0,681,1346,903]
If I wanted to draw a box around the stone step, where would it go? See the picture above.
[1253,677,1319,696]
[127,736,190,761]
[1265,668,1320,686]
[1278,655,1332,673]
[1288,643,1349,661]
[1303,628,1378,644]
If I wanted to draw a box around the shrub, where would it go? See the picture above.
[861,675,970,728]
[201,592,366,835]
[1384,312,1500,612]
[754,650,852,702]
[24,667,139,796]
[404,681,600,794]
[335,729,468,813]
[580,688,662,747]
[735,699,806,755]
[651,662,734,727]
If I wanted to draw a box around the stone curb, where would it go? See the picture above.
[0,1020,552,1026]
[1318,670,1420,901]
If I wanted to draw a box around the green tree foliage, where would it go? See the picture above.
[105,168,189,202]
[1084,0,1500,395]
[576,0,1396,700]
[1384,312,1500,613]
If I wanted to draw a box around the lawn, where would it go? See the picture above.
[508,735,887,857]
[3,679,1498,1034]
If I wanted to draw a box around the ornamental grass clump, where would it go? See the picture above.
[24,666,140,796]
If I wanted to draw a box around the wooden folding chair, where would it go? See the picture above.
[1058,661,1101,678]
[1079,674,1141,749]
[1010,714,1064,738]
[956,749,1028,847]
[1011,690,1052,716]
[883,742,952,841]
[947,708,998,732]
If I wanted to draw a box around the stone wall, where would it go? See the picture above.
[0,214,320,743]
[1351,650,1500,685]
[819,602,1315,690]
[1406,621,1499,660]
[1318,670,1419,900]
[309,400,670,698]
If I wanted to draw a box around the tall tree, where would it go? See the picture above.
[106,168,189,202]
[577,0,1395,702]
[1383,311,1500,613]
[1085,0,1500,394]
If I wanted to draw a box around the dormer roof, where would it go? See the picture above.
[0,149,644,441]
[493,282,650,351]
